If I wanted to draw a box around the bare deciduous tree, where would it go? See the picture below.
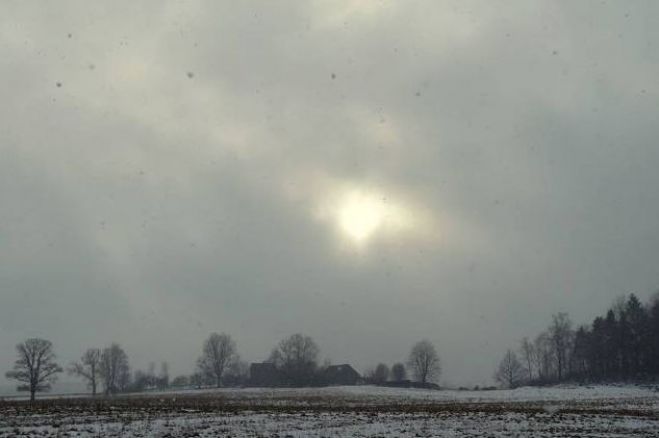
[224,359,249,386]
[391,363,407,382]
[373,363,390,383]
[5,338,63,402]
[534,332,555,381]
[269,333,319,386]
[159,361,169,389]
[190,371,204,389]
[147,362,156,388]
[519,337,536,382]
[197,332,237,388]
[494,349,527,388]
[99,343,130,395]
[366,363,389,383]
[68,348,101,396]
[408,340,440,384]
[117,358,131,392]
[549,312,574,381]
[171,375,189,387]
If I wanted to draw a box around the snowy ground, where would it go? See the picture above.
[1,385,658,437]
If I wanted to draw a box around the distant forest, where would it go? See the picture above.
[496,293,659,388]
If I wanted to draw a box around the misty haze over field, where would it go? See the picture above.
[2,1,659,392]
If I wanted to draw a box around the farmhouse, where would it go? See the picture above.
[249,362,284,387]
[322,364,361,386]
[248,362,362,387]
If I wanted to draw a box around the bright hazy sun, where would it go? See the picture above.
[338,191,386,243]
[313,183,420,248]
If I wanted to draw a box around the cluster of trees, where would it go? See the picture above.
[495,293,659,388]
[193,332,247,387]
[268,333,321,386]
[495,312,576,388]
[68,344,171,396]
[5,332,441,400]
[188,333,441,388]
[1,340,135,401]
[365,363,401,383]
[4,337,235,401]
[365,340,441,385]
[349,341,442,386]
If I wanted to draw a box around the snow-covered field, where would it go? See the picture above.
[1,385,658,437]
[173,383,659,405]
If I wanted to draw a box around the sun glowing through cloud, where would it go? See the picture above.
[314,185,421,249]
[302,175,440,252]
[338,191,386,243]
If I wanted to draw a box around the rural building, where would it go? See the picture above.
[249,362,284,387]
[248,362,362,387]
[322,364,361,386]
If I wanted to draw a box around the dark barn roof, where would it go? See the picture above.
[323,364,361,385]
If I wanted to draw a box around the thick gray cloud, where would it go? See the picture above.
[2,1,659,390]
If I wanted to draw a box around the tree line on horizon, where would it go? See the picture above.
[495,293,659,388]
[3,333,441,401]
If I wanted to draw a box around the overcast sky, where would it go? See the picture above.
[2,1,659,390]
